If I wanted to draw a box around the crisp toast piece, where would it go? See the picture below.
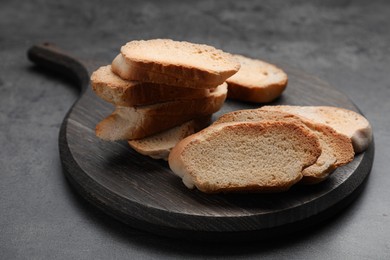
[91,65,210,106]
[95,84,227,140]
[226,55,288,103]
[260,105,372,153]
[112,39,240,89]
[168,121,321,193]
[300,119,354,184]
[128,116,211,160]
[214,109,354,184]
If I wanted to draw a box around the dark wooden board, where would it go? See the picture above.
[28,44,374,241]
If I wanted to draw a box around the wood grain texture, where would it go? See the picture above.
[28,44,374,241]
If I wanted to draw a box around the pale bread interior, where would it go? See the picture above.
[213,109,354,184]
[169,121,321,193]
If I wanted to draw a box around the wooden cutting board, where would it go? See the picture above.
[28,43,374,241]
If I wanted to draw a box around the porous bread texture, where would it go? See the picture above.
[299,119,354,184]
[91,65,209,106]
[214,109,354,184]
[226,55,288,103]
[95,84,227,140]
[128,116,211,160]
[112,54,221,89]
[168,121,322,193]
[114,39,240,88]
[213,109,298,125]
[260,105,372,153]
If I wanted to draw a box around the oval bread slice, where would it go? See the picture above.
[226,55,288,103]
[114,39,240,89]
[95,84,227,140]
[168,121,321,193]
[260,105,372,153]
[214,109,354,184]
[91,65,210,106]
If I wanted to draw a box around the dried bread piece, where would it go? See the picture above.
[226,55,288,103]
[168,121,321,193]
[112,39,240,89]
[96,84,227,140]
[300,119,354,183]
[91,65,210,106]
[128,116,211,160]
[112,54,217,89]
[214,109,354,184]
[260,105,372,153]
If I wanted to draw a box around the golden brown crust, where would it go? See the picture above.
[95,84,227,140]
[91,65,210,106]
[112,54,222,89]
[117,39,240,88]
[227,81,287,103]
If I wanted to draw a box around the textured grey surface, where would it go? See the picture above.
[1,0,389,259]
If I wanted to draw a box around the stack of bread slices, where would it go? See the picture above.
[91,39,241,159]
[169,106,372,193]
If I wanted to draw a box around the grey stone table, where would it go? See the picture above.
[1,0,389,258]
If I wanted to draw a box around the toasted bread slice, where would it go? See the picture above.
[226,55,288,103]
[91,65,210,106]
[214,109,354,184]
[260,105,372,153]
[169,121,321,193]
[112,39,240,89]
[300,119,354,184]
[112,54,217,89]
[95,84,227,140]
[128,116,211,160]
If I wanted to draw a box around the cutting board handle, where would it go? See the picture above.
[27,43,89,93]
